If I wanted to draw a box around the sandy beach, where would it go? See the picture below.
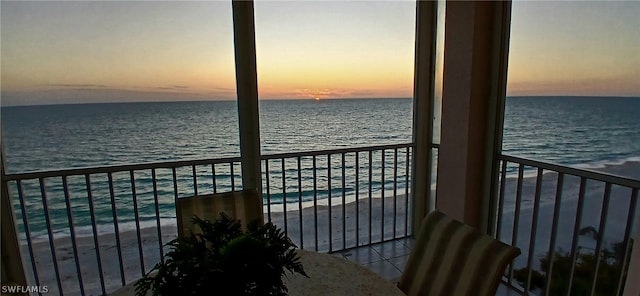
[497,160,640,269]
[24,193,411,295]
[21,161,639,295]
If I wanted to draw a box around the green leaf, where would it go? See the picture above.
[135,212,307,296]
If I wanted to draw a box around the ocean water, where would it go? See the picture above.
[3,97,639,173]
[2,99,414,173]
[1,97,639,238]
[502,96,640,168]
[3,97,638,296]
[2,99,415,238]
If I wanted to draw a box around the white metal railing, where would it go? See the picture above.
[8,145,635,296]
[495,154,640,296]
[2,143,414,296]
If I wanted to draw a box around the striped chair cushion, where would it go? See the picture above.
[398,210,520,296]
[176,189,264,237]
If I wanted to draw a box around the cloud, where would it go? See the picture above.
[154,85,190,90]
[275,88,378,99]
[213,87,236,92]
[507,76,640,97]
[0,86,235,106]
[255,86,411,100]
[45,83,109,89]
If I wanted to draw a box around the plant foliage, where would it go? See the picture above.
[514,236,633,296]
[135,213,308,296]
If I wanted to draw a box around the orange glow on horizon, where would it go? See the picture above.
[2,1,638,106]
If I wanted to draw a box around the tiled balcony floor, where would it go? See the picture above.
[332,238,522,296]
[332,238,413,282]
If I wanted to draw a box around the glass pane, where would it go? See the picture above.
[503,2,639,294]
[432,0,446,145]
[254,1,416,154]
[1,2,239,173]
[504,1,640,168]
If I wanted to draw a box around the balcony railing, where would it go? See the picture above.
[4,145,638,296]
[2,143,414,296]
[495,154,639,296]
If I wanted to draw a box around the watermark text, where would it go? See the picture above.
[1,285,49,294]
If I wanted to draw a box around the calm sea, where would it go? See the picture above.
[2,98,414,173]
[1,97,639,237]
[502,96,640,168]
[3,97,639,173]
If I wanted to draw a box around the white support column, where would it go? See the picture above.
[435,1,511,230]
[411,0,438,234]
[232,0,262,195]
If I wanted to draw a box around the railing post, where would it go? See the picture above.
[411,0,438,236]
[1,138,28,286]
[232,0,262,195]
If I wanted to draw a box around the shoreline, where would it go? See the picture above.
[22,187,410,244]
[17,159,639,243]
[19,160,640,295]
[502,159,640,180]
[497,162,639,269]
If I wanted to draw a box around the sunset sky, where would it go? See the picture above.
[1,1,639,106]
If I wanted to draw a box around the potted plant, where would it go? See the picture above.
[135,213,307,296]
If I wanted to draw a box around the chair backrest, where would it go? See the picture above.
[398,210,520,296]
[176,189,264,238]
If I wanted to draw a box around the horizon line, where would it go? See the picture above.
[2,95,640,107]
